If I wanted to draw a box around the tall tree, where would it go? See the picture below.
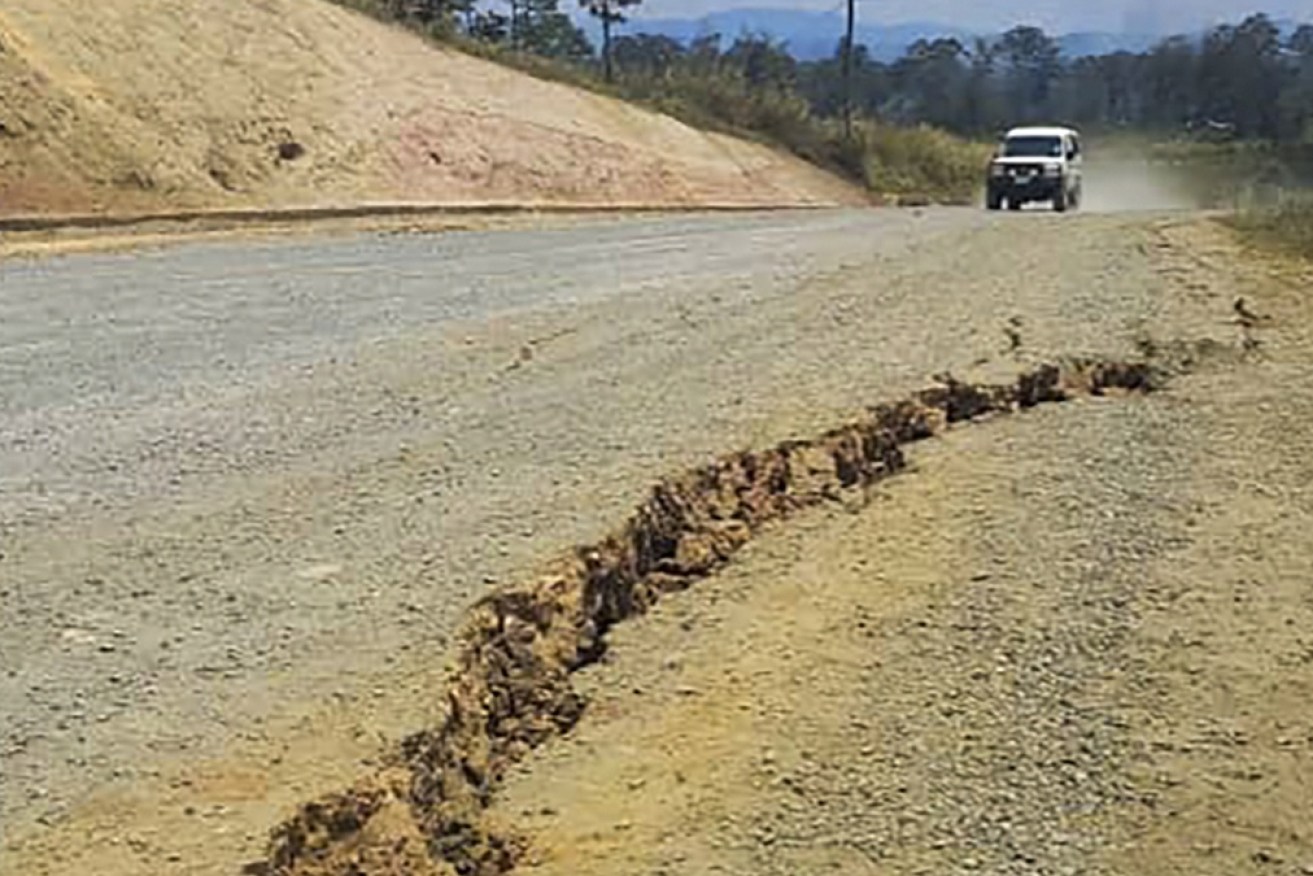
[1279,24,1313,141]
[962,38,1004,134]
[1291,24,1313,58]
[396,0,474,34]
[1198,15,1283,137]
[799,40,884,119]
[684,33,723,75]
[997,26,1061,122]
[580,0,641,82]
[893,38,969,130]
[1142,35,1198,129]
[520,0,593,62]
[724,33,797,92]
[468,8,510,43]
[611,34,685,81]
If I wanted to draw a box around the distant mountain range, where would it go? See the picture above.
[616,11,976,61]
[591,7,1243,61]
[1058,31,1164,57]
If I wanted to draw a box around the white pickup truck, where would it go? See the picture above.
[986,126,1084,213]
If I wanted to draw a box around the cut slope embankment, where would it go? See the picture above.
[0,0,863,218]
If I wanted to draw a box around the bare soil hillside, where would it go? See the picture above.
[0,0,862,216]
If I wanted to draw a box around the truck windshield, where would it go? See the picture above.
[1002,136,1063,158]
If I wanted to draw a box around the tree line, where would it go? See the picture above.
[812,15,1313,142]
[361,2,1313,145]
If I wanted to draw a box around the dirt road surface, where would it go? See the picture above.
[2,207,1309,876]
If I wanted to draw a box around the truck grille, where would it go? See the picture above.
[1006,164,1044,177]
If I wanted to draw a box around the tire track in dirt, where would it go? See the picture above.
[254,357,1174,876]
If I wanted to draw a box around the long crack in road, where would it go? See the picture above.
[2,208,1310,876]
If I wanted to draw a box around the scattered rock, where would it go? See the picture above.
[276,141,305,162]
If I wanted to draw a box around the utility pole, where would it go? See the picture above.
[603,7,614,83]
[842,0,855,139]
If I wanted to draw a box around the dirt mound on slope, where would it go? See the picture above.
[0,0,863,217]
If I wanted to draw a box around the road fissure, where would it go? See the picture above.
[261,358,1169,876]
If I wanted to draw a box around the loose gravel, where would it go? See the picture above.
[0,208,1250,875]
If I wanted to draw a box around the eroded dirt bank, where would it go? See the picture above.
[0,0,859,216]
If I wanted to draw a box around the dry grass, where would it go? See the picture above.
[853,122,992,204]
[1231,194,1313,258]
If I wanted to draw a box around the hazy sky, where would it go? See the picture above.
[631,0,1313,33]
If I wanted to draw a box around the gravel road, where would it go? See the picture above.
[0,207,1268,875]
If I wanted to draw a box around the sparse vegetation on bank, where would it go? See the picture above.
[327,0,989,202]
[1231,194,1313,257]
[1139,140,1313,257]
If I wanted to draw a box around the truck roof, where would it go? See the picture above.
[1004,126,1080,139]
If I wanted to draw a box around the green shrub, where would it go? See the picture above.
[855,122,993,203]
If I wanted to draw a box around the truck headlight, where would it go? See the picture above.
[990,163,1006,177]
[1043,163,1062,177]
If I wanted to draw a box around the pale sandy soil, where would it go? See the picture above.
[0,0,861,217]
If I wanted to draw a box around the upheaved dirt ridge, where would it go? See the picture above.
[0,0,861,217]
[260,358,1164,876]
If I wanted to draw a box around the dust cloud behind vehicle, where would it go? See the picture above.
[1079,148,1205,213]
